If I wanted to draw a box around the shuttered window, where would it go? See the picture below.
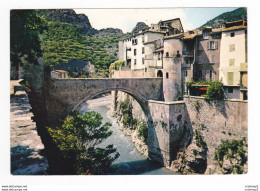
[229,44,235,52]
[227,72,234,85]
[229,59,235,66]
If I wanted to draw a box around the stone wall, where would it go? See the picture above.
[148,100,192,167]
[183,96,248,173]
[10,82,48,175]
[112,69,144,78]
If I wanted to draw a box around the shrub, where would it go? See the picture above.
[205,81,224,100]
[109,60,125,74]
[119,96,136,128]
[194,129,208,151]
[214,138,247,174]
[47,111,119,174]
[137,121,148,143]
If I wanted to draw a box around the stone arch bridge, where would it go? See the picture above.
[45,77,187,167]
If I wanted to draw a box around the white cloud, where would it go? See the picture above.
[74,8,195,33]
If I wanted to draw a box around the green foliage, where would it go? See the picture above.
[10,10,47,73]
[194,129,208,151]
[119,96,137,128]
[42,22,118,72]
[214,138,247,174]
[200,8,247,28]
[137,121,148,143]
[109,60,125,74]
[205,81,224,100]
[47,111,119,174]
[186,81,224,100]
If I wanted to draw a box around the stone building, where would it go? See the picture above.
[116,18,247,101]
[118,18,183,77]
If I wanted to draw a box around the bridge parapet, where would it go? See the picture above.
[45,77,163,126]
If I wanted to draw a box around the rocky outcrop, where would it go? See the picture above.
[10,81,48,175]
[39,9,97,35]
[132,22,149,34]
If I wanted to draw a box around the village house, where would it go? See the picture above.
[218,20,247,100]
[117,18,183,78]
[115,18,247,100]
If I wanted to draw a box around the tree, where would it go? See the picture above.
[10,10,47,79]
[47,111,119,175]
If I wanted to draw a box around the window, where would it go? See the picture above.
[229,59,235,66]
[228,87,233,93]
[227,72,234,85]
[134,59,136,65]
[158,54,161,60]
[145,68,147,72]
[183,70,188,77]
[132,39,138,45]
[166,52,169,57]
[142,57,144,65]
[229,44,235,52]
[166,72,169,79]
[203,31,209,39]
[142,47,145,54]
[134,49,137,56]
[142,37,145,43]
[211,55,215,63]
[231,32,235,37]
[211,70,216,81]
[207,41,218,50]
[205,70,210,81]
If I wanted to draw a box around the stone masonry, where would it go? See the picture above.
[10,81,48,175]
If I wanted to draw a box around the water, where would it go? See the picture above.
[79,95,177,175]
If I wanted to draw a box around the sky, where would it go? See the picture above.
[74,8,238,33]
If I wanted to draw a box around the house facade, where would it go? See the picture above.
[115,18,247,101]
[218,20,247,99]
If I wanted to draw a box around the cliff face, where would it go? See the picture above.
[39,9,97,35]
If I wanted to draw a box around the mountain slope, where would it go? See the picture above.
[200,8,247,28]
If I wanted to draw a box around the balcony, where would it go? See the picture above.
[182,51,194,57]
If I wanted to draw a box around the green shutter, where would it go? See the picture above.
[227,72,234,85]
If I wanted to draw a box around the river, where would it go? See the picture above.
[79,95,178,175]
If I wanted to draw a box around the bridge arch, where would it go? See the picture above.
[73,87,152,121]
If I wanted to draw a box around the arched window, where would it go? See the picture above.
[157,70,163,78]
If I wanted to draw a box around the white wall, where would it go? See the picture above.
[219,29,246,86]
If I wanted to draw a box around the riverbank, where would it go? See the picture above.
[79,95,177,175]
[10,81,48,175]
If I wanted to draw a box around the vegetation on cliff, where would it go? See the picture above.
[42,21,119,73]
[200,8,247,28]
[47,111,119,175]
[119,96,137,129]
[214,138,247,174]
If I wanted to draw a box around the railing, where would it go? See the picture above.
[182,51,194,56]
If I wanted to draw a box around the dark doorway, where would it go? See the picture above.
[157,70,163,78]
